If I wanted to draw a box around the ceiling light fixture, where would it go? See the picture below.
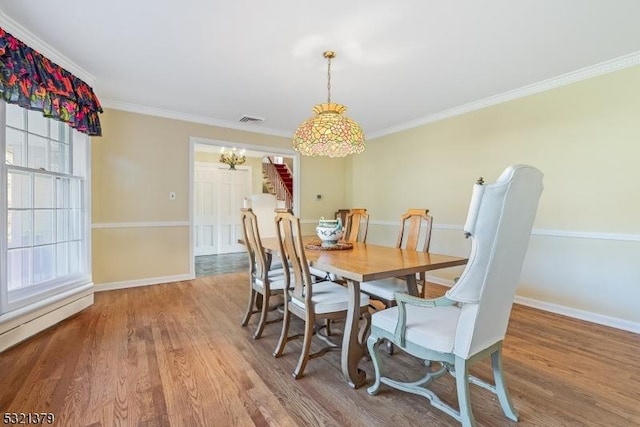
[220,147,246,170]
[292,51,365,157]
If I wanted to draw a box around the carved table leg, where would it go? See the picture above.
[342,279,367,388]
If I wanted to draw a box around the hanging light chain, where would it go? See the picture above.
[327,54,332,104]
[323,51,335,104]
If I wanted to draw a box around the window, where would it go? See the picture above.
[2,102,90,312]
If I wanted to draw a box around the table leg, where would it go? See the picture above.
[342,279,367,388]
[405,274,419,296]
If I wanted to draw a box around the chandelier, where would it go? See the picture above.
[293,51,365,157]
[219,147,246,170]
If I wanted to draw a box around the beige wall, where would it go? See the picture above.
[347,65,640,326]
[92,109,348,286]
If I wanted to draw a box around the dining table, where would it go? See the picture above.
[256,236,468,389]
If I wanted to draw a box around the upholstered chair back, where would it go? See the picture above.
[446,165,543,358]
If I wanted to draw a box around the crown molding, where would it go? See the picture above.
[0,10,96,85]
[101,99,294,138]
[368,51,640,140]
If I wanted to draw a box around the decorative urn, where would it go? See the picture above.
[316,217,343,247]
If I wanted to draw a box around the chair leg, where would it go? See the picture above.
[273,307,291,358]
[454,356,476,427]
[253,292,269,339]
[241,288,257,327]
[366,334,383,395]
[491,349,519,422]
[293,313,315,379]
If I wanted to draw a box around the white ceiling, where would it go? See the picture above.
[2,1,640,139]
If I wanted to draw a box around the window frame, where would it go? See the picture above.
[1,102,92,314]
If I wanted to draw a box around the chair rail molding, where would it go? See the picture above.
[361,220,640,242]
[92,221,190,229]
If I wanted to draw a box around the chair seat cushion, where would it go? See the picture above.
[360,277,409,301]
[267,268,285,278]
[372,304,461,353]
[269,258,284,270]
[291,281,370,315]
[254,270,286,291]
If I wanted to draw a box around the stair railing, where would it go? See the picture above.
[262,156,293,209]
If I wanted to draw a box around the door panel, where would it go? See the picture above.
[194,163,251,255]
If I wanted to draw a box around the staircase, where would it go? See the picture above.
[262,157,293,209]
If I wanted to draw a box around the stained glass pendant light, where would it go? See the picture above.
[293,51,365,157]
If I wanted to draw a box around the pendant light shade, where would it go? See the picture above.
[293,51,365,157]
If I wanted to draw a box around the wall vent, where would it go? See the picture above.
[238,115,265,123]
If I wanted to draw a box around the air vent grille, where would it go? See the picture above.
[238,115,265,123]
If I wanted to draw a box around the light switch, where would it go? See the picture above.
[169,192,176,200]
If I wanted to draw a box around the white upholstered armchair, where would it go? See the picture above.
[366,165,544,427]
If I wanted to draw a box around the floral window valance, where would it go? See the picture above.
[0,27,103,136]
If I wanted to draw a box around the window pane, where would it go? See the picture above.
[6,128,26,166]
[27,134,48,170]
[27,109,48,136]
[7,248,31,291]
[49,141,66,173]
[7,170,32,208]
[7,210,32,248]
[70,178,82,208]
[68,241,81,275]
[69,209,82,240]
[34,209,55,246]
[6,104,25,129]
[34,174,55,208]
[33,245,55,284]
[49,120,63,141]
[57,209,70,241]
[56,242,69,276]
[56,178,70,208]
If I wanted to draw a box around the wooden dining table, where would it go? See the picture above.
[257,236,468,389]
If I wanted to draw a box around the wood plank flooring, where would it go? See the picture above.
[1,273,639,426]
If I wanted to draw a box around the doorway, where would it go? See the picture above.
[193,161,251,255]
[189,137,300,277]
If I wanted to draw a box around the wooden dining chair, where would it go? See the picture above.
[360,208,433,308]
[343,208,369,243]
[240,208,286,339]
[272,208,371,379]
[309,208,369,281]
[367,165,543,426]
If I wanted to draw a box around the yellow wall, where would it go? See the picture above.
[347,65,640,325]
[92,109,348,286]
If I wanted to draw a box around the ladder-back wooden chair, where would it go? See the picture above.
[360,208,433,307]
[240,208,286,339]
[367,165,543,426]
[272,209,371,379]
[343,208,369,243]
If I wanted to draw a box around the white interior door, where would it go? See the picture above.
[194,162,251,255]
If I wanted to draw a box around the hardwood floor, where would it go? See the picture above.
[1,273,639,426]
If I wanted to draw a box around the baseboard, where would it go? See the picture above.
[94,273,195,292]
[514,296,640,334]
[0,293,94,352]
[425,275,640,334]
